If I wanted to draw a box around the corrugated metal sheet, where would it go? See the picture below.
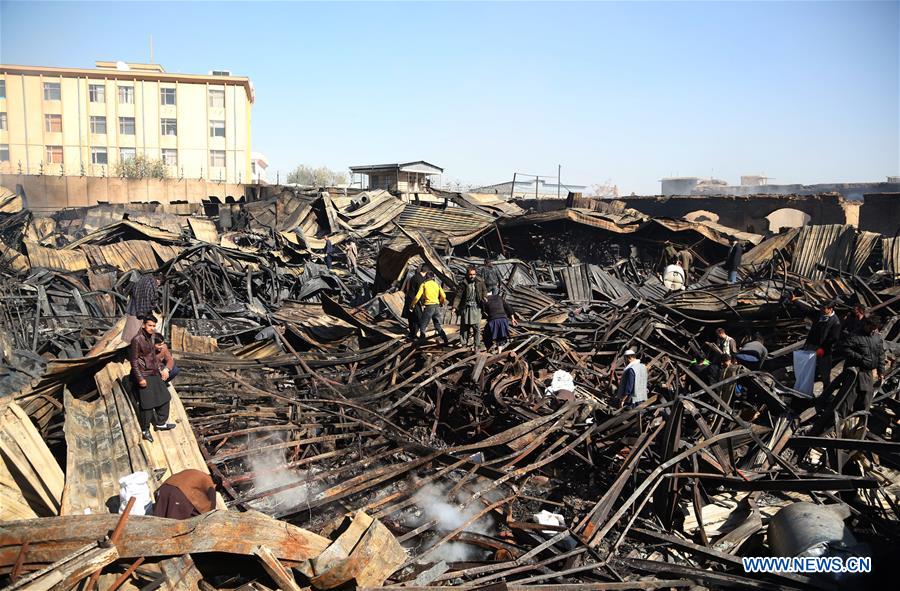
[882,236,900,277]
[559,264,593,302]
[188,217,220,244]
[0,240,29,273]
[792,224,856,279]
[850,231,880,274]
[80,240,162,271]
[742,228,800,266]
[454,193,525,217]
[169,324,218,353]
[398,204,495,246]
[25,240,89,271]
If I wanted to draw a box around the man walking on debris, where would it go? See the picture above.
[129,316,175,442]
[483,291,517,352]
[123,272,164,343]
[453,266,487,350]
[154,334,178,383]
[344,239,359,273]
[801,299,842,390]
[411,271,450,345]
[403,265,428,338]
[840,317,884,413]
[709,327,738,357]
[841,304,867,339]
[617,348,648,409]
[724,238,743,284]
[482,258,501,296]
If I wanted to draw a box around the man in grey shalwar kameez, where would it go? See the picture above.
[453,266,487,350]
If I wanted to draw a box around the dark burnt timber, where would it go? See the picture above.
[0,187,898,590]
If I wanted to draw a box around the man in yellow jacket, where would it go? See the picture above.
[411,271,450,345]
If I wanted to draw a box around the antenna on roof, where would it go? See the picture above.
[149,34,154,63]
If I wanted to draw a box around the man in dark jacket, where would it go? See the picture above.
[724,239,743,284]
[804,300,842,390]
[129,316,174,442]
[841,304,867,340]
[403,266,428,338]
[452,266,487,350]
[481,259,501,296]
[123,272,163,343]
[841,317,884,412]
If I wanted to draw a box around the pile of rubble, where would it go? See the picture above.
[1,185,898,590]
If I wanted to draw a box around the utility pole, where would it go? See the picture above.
[557,164,561,200]
[149,34,154,62]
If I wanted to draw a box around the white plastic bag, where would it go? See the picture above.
[118,471,152,515]
[793,350,816,397]
[544,370,576,397]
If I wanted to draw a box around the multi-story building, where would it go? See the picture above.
[0,60,253,184]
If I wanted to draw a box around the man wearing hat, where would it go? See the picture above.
[804,300,842,390]
[617,349,648,409]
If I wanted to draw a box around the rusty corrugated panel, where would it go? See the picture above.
[882,236,900,277]
[188,217,220,244]
[0,240,29,273]
[742,228,800,266]
[850,231,879,274]
[793,225,856,279]
[25,240,89,272]
[398,204,495,245]
[560,264,593,302]
[80,240,161,271]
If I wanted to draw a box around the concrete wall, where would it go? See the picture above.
[616,194,848,234]
[858,193,900,235]
[0,173,247,212]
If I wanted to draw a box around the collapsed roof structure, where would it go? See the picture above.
[0,185,898,591]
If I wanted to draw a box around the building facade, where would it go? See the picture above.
[0,61,253,184]
[349,161,443,194]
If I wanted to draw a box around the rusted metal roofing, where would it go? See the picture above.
[792,224,857,279]
[882,236,900,277]
[452,193,525,218]
[398,204,495,246]
[742,228,800,266]
[851,231,880,274]
[560,264,594,302]
[0,240,29,273]
[188,217,220,244]
[25,240,89,272]
[80,240,164,271]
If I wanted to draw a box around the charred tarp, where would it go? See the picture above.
[0,189,898,591]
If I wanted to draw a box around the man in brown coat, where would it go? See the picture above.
[129,316,174,442]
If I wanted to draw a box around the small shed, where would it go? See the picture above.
[349,161,443,194]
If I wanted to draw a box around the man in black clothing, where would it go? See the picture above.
[724,239,743,284]
[403,266,428,338]
[804,300,842,390]
[841,304,866,340]
[841,317,884,412]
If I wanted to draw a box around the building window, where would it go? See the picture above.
[45,145,63,164]
[0,144,8,162]
[161,148,177,166]
[209,120,225,138]
[208,88,225,108]
[209,150,225,168]
[89,84,105,103]
[89,115,106,134]
[160,87,176,106]
[118,85,134,104]
[43,82,61,100]
[119,147,136,161]
[160,118,177,136]
[0,112,6,131]
[0,80,5,99]
[44,114,62,133]
[119,116,135,135]
[91,147,108,165]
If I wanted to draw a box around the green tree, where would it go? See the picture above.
[115,155,168,179]
[287,164,348,187]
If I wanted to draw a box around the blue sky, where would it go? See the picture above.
[2,1,898,194]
